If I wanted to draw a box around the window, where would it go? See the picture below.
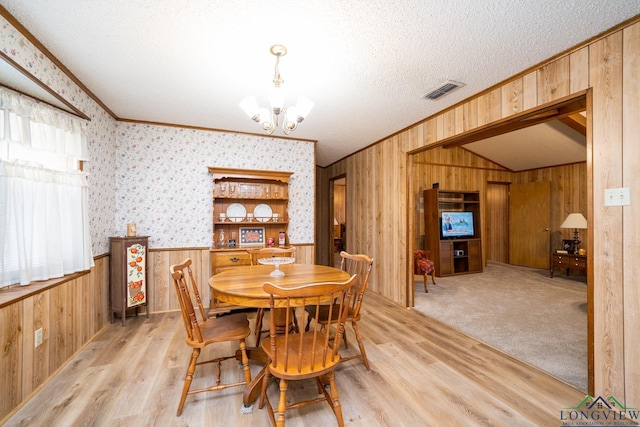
[0,87,93,287]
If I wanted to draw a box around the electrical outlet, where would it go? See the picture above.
[35,327,43,347]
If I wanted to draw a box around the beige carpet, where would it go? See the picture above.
[413,260,587,391]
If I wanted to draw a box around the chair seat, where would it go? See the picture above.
[261,334,340,379]
[187,313,251,347]
[414,258,434,274]
[170,258,252,416]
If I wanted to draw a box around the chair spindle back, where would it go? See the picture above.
[170,258,206,344]
[263,274,358,374]
[339,251,374,321]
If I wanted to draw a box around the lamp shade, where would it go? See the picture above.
[560,213,587,229]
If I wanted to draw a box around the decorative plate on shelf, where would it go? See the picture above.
[253,203,273,222]
[226,203,246,222]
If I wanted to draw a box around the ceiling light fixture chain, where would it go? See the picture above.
[271,44,284,88]
[239,44,314,135]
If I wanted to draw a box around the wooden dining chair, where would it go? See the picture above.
[170,258,252,416]
[248,246,297,346]
[305,251,374,370]
[247,246,297,265]
[259,274,358,427]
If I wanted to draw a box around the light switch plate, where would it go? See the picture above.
[604,187,631,206]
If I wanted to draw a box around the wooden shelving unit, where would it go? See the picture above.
[423,189,483,277]
[208,167,293,315]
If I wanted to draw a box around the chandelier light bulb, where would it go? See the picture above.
[258,108,274,132]
[295,97,314,119]
[268,86,285,114]
[239,96,260,120]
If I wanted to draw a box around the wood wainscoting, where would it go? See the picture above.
[0,256,110,422]
[146,244,314,314]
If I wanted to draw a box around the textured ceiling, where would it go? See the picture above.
[1,1,639,166]
[464,120,587,172]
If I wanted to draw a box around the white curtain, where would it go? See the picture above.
[0,87,93,287]
[0,87,89,162]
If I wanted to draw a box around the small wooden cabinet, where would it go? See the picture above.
[424,189,483,276]
[209,249,252,315]
[438,239,482,276]
[109,236,149,326]
[208,167,293,314]
[550,253,586,278]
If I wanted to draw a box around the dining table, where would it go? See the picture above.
[209,263,351,408]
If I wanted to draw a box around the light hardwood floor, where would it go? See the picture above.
[2,292,585,426]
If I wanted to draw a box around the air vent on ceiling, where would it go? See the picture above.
[423,80,465,100]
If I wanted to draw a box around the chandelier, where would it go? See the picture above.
[239,45,314,135]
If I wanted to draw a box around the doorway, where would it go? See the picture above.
[509,181,551,269]
[408,91,591,391]
[485,182,509,263]
[330,176,346,267]
[486,181,553,268]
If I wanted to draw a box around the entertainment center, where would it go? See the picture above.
[423,188,483,276]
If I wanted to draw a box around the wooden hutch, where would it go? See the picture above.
[208,167,293,314]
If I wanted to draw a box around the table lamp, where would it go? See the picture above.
[560,213,587,254]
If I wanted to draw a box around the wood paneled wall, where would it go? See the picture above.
[147,245,315,314]
[622,22,640,410]
[147,248,211,314]
[413,151,588,261]
[0,257,109,422]
[321,20,640,404]
[412,147,512,253]
[514,163,588,251]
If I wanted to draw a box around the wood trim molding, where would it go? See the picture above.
[207,167,293,183]
[0,51,90,120]
[0,5,117,119]
[117,118,318,143]
[404,91,588,153]
[0,269,90,308]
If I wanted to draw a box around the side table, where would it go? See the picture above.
[550,253,586,278]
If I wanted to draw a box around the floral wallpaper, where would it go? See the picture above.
[115,124,315,247]
[1,15,316,254]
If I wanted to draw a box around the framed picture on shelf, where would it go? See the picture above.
[240,227,265,247]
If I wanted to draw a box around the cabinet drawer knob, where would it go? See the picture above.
[230,257,240,262]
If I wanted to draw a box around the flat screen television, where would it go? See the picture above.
[441,211,474,239]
